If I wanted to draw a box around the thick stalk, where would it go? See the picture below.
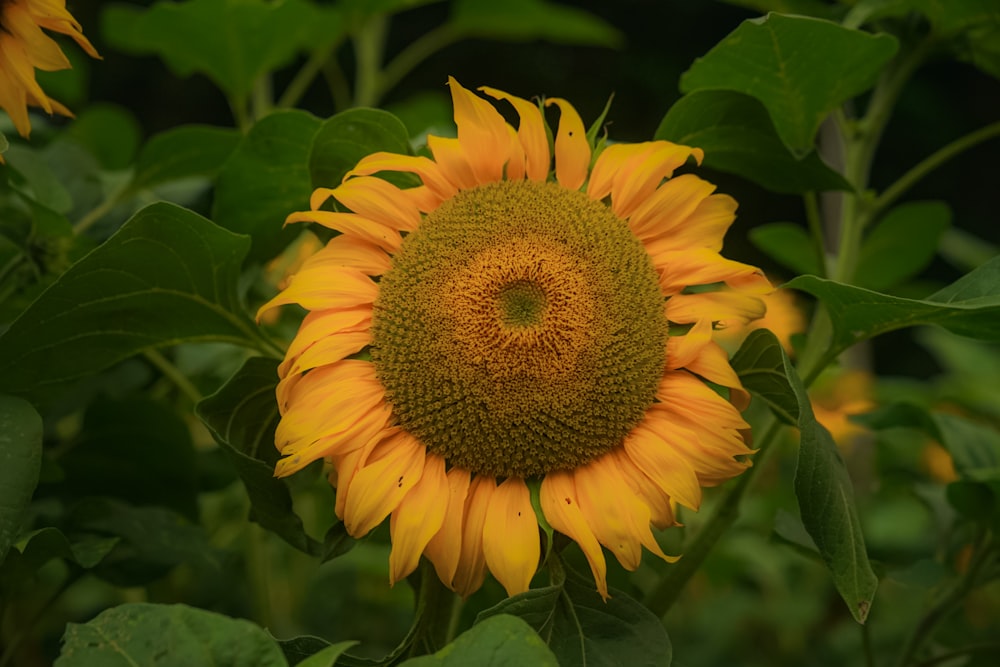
[406,562,463,657]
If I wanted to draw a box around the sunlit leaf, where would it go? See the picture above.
[101,0,345,104]
[681,14,898,156]
[656,90,850,194]
[130,125,242,191]
[477,570,671,666]
[0,203,263,400]
[855,201,950,291]
[787,256,1000,356]
[213,110,321,262]
[748,222,822,276]
[55,603,287,667]
[451,0,622,47]
[401,614,558,667]
[0,395,42,562]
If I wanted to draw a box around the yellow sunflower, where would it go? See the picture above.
[259,78,769,599]
[0,0,99,138]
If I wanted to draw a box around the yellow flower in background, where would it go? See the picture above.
[810,369,876,451]
[0,0,99,138]
[259,78,770,599]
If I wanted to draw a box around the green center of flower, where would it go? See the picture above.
[371,179,667,478]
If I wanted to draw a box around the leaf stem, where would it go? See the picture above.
[73,187,127,235]
[278,38,343,110]
[803,191,828,277]
[871,119,1000,220]
[407,561,463,656]
[644,413,782,617]
[143,348,203,403]
[378,23,463,103]
[352,14,389,108]
[893,530,997,667]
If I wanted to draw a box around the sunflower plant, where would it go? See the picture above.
[1,1,999,666]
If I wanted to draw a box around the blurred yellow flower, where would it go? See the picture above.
[809,369,876,451]
[0,0,99,139]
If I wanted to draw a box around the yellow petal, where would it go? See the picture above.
[629,174,718,242]
[666,291,766,326]
[540,470,609,599]
[544,97,589,190]
[278,305,372,378]
[683,340,751,410]
[347,152,457,201]
[424,467,471,587]
[343,429,426,537]
[613,449,677,530]
[623,420,703,510]
[610,142,705,219]
[389,453,449,584]
[285,210,402,252]
[427,135,478,190]
[256,266,378,320]
[657,248,771,296]
[482,478,540,597]
[0,55,31,137]
[480,86,550,182]
[452,475,495,598]
[665,318,713,370]
[329,176,422,232]
[6,4,71,71]
[657,371,749,430]
[448,77,509,184]
[641,193,737,256]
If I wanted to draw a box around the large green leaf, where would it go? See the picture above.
[309,108,412,189]
[130,125,242,192]
[401,614,558,667]
[732,330,878,623]
[748,222,823,276]
[854,201,950,291]
[477,566,671,667]
[1,527,119,588]
[55,603,287,667]
[450,0,622,46]
[64,104,142,171]
[101,0,344,104]
[213,110,321,262]
[786,256,1000,357]
[0,395,42,562]
[0,203,264,400]
[656,90,850,194]
[196,357,354,560]
[680,14,898,156]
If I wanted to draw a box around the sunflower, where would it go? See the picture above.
[259,78,769,599]
[0,0,99,139]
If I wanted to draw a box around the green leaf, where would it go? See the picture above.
[2,527,119,585]
[101,0,344,105]
[131,125,242,191]
[196,357,350,558]
[716,0,842,19]
[748,222,822,276]
[401,614,558,667]
[0,203,262,400]
[729,329,799,425]
[309,108,413,189]
[63,104,142,171]
[786,256,1000,357]
[656,90,851,194]
[680,14,898,156]
[56,397,199,519]
[732,330,878,622]
[855,201,950,291]
[297,642,358,667]
[450,0,623,47]
[0,395,43,562]
[213,110,321,262]
[946,481,997,520]
[0,130,8,157]
[477,572,671,666]
[55,603,287,667]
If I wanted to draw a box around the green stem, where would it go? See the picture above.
[644,414,782,617]
[251,74,274,123]
[911,641,1000,667]
[352,14,389,108]
[893,531,996,667]
[143,349,202,404]
[228,94,252,133]
[73,187,128,234]
[278,38,343,109]
[407,562,462,657]
[871,119,1000,219]
[803,191,828,277]
[833,38,931,283]
[378,23,463,103]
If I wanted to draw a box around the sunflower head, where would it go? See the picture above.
[0,0,100,139]
[259,77,770,600]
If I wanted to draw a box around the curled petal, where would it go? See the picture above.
[343,429,426,537]
[285,210,402,252]
[329,176,422,232]
[623,420,702,510]
[256,267,378,320]
[482,478,540,597]
[480,86,550,182]
[448,76,509,183]
[684,340,751,410]
[540,470,608,599]
[666,318,714,370]
[657,371,750,430]
[657,248,771,296]
[424,468,471,587]
[347,152,457,201]
[427,135,478,190]
[545,97,589,190]
[613,449,677,530]
[611,142,705,219]
[628,174,719,242]
[389,453,449,584]
[666,291,767,326]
